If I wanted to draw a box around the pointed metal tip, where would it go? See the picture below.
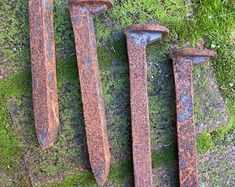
[40,143,54,150]
[92,159,111,187]
[37,129,58,150]
[96,179,105,187]
[95,175,108,187]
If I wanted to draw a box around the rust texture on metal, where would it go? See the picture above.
[68,0,112,186]
[68,0,113,8]
[125,24,169,187]
[29,0,59,149]
[171,48,217,187]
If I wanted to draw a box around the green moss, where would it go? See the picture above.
[0,71,31,99]
[0,71,31,167]
[197,123,235,154]
[56,57,79,88]
[194,100,202,124]
[197,98,235,154]
[152,143,178,168]
[44,159,132,187]
[98,39,128,70]
[212,125,232,143]
[54,0,74,54]
[225,99,235,127]
[211,99,235,144]
[0,0,29,66]
[0,102,21,168]
[109,159,133,184]
[0,71,32,185]
[196,132,213,154]
[44,172,95,187]
[108,0,189,36]
[191,0,235,98]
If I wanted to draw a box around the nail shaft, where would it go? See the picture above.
[125,24,168,187]
[29,0,59,149]
[68,0,112,186]
[171,48,217,187]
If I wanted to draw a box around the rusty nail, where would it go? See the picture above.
[125,24,169,187]
[68,0,112,186]
[171,48,217,186]
[29,0,59,149]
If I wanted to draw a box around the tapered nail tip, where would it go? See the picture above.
[171,47,217,58]
[40,143,54,150]
[124,24,169,37]
[38,138,54,150]
[37,128,59,149]
[93,164,110,187]
[95,177,106,187]
[68,0,113,8]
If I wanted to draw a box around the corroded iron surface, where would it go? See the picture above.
[68,0,113,8]
[125,24,168,187]
[68,0,112,186]
[29,0,59,149]
[171,48,216,187]
[172,48,217,58]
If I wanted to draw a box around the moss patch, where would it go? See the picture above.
[0,71,31,166]
[197,132,213,154]
[152,143,178,168]
[0,71,31,185]
[196,98,235,155]
[0,0,29,66]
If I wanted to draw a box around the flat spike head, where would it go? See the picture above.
[68,0,113,8]
[125,24,169,37]
[171,47,217,64]
[124,24,169,46]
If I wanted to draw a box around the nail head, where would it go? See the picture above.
[124,24,169,38]
[68,0,113,8]
[171,48,217,58]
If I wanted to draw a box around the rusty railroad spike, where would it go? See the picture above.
[171,48,217,186]
[29,0,59,149]
[68,0,112,186]
[125,24,169,187]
